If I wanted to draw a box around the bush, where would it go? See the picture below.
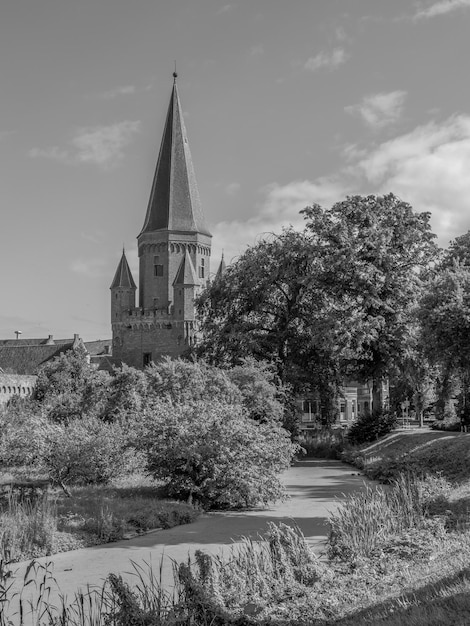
[0,409,60,468]
[141,400,297,509]
[44,416,131,486]
[431,419,461,431]
[347,409,398,445]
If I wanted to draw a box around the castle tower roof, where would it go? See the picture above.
[110,250,137,290]
[140,75,211,237]
[173,249,198,287]
[215,253,226,279]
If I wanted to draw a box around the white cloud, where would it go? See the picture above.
[211,178,350,264]
[304,48,348,72]
[29,146,70,162]
[355,115,470,244]
[30,121,141,169]
[345,91,407,130]
[72,121,141,167]
[93,85,136,100]
[212,114,470,262]
[413,0,470,19]
[217,4,233,14]
[225,182,241,196]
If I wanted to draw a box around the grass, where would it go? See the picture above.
[2,515,470,625]
[0,475,200,563]
[2,430,470,624]
[298,428,347,459]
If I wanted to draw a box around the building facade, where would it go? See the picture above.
[110,74,212,369]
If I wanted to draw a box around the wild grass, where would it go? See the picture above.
[299,428,347,459]
[343,431,470,484]
[0,496,57,563]
[2,518,470,625]
[328,473,425,561]
[0,478,199,563]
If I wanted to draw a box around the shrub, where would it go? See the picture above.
[0,409,60,468]
[347,409,398,445]
[44,416,130,486]
[141,400,297,508]
[145,358,241,405]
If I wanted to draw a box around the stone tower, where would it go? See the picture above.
[111,74,212,368]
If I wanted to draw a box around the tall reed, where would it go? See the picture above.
[0,495,57,563]
[328,472,424,560]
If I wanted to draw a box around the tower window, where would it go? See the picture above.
[154,264,163,277]
[199,258,205,279]
[143,352,152,367]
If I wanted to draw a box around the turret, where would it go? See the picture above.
[173,250,199,321]
[110,249,137,322]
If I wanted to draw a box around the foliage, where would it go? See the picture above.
[34,347,111,422]
[0,407,60,468]
[347,409,397,445]
[176,522,325,623]
[299,428,347,459]
[302,194,437,406]
[101,364,148,422]
[328,473,425,561]
[197,194,438,416]
[145,356,241,406]
[0,494,57,562]
[419,263,470,373]
[43,416,130,486]
[226,357,285,423]
[141,400,297,508]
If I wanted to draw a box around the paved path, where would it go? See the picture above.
[6,460,370,617]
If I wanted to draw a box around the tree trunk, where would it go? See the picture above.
[372,377,382,413]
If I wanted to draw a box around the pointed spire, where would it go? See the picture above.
[173,249,198,286]
[140,76,211,236]
[110,249,137,290]
[215,252,226,279]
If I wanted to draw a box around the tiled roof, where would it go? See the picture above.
[84,340,113,356]
[89,355,120,373]
[0,337,70,347]
[139,78,211,237]
[0,343,76,375]
[110,250,137,290]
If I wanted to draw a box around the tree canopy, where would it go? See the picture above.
[197,194,438,412]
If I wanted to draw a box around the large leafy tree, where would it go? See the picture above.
[196,228,341,417]
[419,262,470,419]
[197,194,437,412]
[301,194,437,406]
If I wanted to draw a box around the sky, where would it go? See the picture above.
[1,0,470,341]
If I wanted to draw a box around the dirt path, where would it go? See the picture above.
[6,460,369,617]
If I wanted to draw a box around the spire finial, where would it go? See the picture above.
[173,61,178,81]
